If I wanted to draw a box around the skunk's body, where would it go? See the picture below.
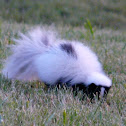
[2,27,112,98]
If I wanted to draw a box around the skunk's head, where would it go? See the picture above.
[72,72,112,99]
[86,72,112,99]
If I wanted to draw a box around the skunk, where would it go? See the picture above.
[2,27,112,99]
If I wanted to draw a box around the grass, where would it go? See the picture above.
[0,21,126,125]
[0,0,126,125]
[0,0,126,29]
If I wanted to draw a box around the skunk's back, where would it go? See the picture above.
[35,41,103,85]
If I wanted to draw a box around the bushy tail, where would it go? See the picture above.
[2,27,57,81]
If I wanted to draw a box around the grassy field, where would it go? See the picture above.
[0,0,126,29]
[0,0,126,125]
[0,22,126,126]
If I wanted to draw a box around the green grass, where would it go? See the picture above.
[0,0,126,29]
[0,0,126,125]
[0,21,126,125]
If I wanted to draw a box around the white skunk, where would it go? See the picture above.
[2,27,112,98]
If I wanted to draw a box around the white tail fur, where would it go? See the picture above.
[2,27,57,81]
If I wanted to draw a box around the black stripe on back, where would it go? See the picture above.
[60,43,77,58]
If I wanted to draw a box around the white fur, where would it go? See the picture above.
[100,87,105,97]
[2,27,112,88]
[2,27,57,81]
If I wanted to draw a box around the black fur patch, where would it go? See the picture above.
[57,77,73,84]
[55,77,73,88]
[72,83,111,99]
[60,43,77,58]
[45,79,111,100]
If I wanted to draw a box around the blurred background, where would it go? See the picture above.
[0,0,126,29]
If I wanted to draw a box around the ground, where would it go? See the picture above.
[0,0,126,125]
